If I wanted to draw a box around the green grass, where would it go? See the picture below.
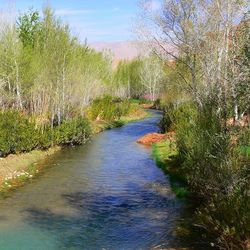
[152,139,188,198]
[172,186,189,198]
[129,98,152,105]
[129,99,141,104]
[152,140,178,168]
[238,145,250,156]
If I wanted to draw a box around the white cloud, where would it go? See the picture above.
[55,9,93,16]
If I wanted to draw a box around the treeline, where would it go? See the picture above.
[113,56,165,100]
[0,7,161,156]
[0,7,113,156]
[139,0,250,249]
[0,8,111,125]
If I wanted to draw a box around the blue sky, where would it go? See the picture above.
[0,0,143,42]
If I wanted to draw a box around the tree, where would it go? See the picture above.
[139,56,164,101]
[137,0,248,122]
[137,1,250,248]
[16,8,41,48]
[113,58,145,98]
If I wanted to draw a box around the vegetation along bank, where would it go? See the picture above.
[0,96,148,195]
[0,7,153,194]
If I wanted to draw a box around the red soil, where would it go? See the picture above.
[137,131,176,146]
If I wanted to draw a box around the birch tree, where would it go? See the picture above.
[137,0,248,123]
[140,57,164,101]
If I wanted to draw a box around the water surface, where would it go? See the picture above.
[0,111,210,250]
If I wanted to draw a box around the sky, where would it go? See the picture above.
[0,0,145,43]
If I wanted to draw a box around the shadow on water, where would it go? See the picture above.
[25,189,178,250]
[24,187,211,250]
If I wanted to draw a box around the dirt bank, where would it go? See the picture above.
[137,131,176,146]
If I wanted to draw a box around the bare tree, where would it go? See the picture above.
[140,57,164,101]
[137,0,248,122]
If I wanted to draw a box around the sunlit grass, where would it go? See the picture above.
[152,139,188,198]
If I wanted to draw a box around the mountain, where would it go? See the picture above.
[90,41,142,61]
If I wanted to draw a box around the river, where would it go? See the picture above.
[0,110,212,250]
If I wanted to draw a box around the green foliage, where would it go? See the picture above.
[159,110,174,133]
[0,111,37,156]
[37,128,54,149]
[153,99,163,110]
[165,101,250,248]
[159,102,194,133]
[0,111,91,156]
[89,96,131,122]
[0,7,113,125]
[17,8,41,48]
[158,95,250,247]
[55,117,91,145]
[172,186,189,198]
[113,59,145,98]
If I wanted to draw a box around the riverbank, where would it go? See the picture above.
[0,147,61,195]
[152,140,188,198]
[0,106,148,196]
[91,106,149,134]
[137,131,189,198]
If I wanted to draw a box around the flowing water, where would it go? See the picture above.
[0,111,211,250]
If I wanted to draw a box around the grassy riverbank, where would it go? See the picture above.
[152,139,188,198]
[156,105,250,249]
[0,101,148,196]
[91,105,148,134]
[0,147,61,196]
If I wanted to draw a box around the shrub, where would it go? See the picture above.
[0,111,38,156]
[55,117,91,145]
[159,102,195,133]
[159,111,173,133]
[37,128,54,149]
[153,98,164,110]
[89,95,131,122]
[0,111,92,156]
[172,101,250,248]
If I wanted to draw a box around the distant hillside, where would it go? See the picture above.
[90,41,142,61]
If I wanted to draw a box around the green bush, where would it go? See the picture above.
[0,111,38,156]
[153,98,164,110]
[159,111,173,132]
[89,95,131,122]
[159,102,195,133]
[172,101,250,248]
[0,111,92,156]
[37,128,54,149]
[55,117,91,145]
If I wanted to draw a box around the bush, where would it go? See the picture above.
[55,117,91,145]
[130,98,152,105]
[153,98,164,110]
[0,111,38,156]
[0,111,92,156]
[89,95,131,122]
[159,102,194,133]
[172,101,250,248]
[37,128,54,149]
[159,111,173,132]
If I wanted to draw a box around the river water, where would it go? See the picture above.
[0,111,211,250]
